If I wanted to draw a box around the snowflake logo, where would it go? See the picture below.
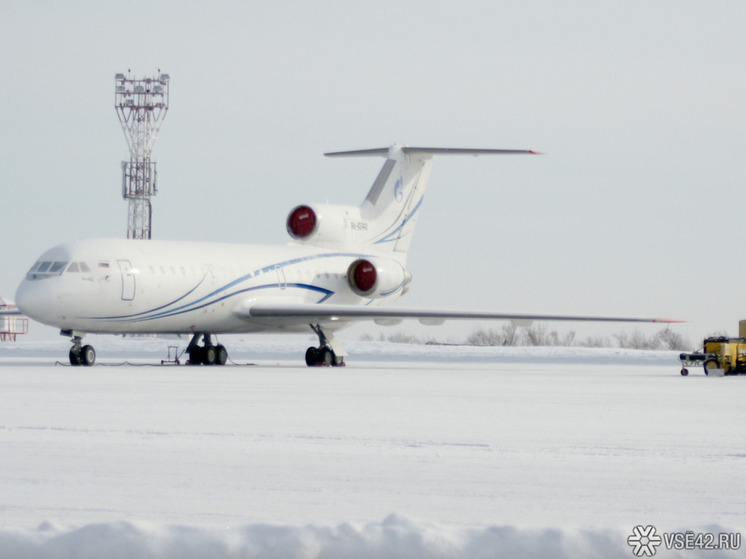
[627,525,663,557]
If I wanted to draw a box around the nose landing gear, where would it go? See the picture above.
[67,334,96,366]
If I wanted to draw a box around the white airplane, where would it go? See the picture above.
[14,144,678,366]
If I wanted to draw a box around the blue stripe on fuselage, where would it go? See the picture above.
[83,251,366,323]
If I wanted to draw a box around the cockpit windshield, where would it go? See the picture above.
[26,261,67,279]
[26,260,90,280]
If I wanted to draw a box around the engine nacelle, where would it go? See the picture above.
[286,205,318,239]
[286,203,370,248]
[347,257,410,298]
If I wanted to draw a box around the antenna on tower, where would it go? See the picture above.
[114,71,170,239]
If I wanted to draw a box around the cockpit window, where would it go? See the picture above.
[64,262,91,274]
[49,261,67,273]
[26,260,70,280]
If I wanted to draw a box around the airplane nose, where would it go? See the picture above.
[15,278,46,323]
[15,280,32,316]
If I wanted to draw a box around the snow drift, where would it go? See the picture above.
[2,515,740,559]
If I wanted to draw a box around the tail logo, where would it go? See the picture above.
[394,178,403,202]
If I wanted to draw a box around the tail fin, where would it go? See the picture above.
[325,144,538,259]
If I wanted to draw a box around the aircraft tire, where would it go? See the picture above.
[215,345,228,365]
[188,347,204,365]
[80,345,96,366]
[305,346,319,366]
[69,347,82,366]
[204,346,217,366]
[680,368,688,376]
[321,348,334,367]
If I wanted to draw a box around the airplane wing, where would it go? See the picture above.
[240,303,682,327]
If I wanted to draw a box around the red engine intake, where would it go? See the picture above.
[286,205,317,239]
[347,257,409,298]
[348,259,377,295]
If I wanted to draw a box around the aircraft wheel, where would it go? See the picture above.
[69,347,82,366]
[703,358,719,376]
[203,346,217,366]
[321,347,334,367]
[680,368,688,376]
[305,346,319,366]
[80,345,96,366]
[215,345,228,365]
[188,347,204,365]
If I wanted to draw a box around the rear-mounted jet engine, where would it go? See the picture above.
[286,204,374,249]
[347,257,410,298]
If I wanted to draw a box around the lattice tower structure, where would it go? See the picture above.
[115,72,170,239]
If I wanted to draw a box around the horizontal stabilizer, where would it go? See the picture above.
[325,147,540,158]
[242,303,683,326]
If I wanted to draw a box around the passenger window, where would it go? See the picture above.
[67,262,80,273]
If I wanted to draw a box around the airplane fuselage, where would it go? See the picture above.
[16,238,405,336]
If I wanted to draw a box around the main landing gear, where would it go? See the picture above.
[66,333,96,366]
[305,324,346,367]
[187,333,228,366]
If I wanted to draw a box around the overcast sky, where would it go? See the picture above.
[1,0,744,344]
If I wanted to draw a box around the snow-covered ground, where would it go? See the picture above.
[0,338,743,558]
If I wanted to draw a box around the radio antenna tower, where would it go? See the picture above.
[115,70,170,239]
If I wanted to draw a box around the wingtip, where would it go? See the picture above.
[653,318,688,324]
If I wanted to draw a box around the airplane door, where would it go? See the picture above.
[117,260,136,301]
[275,265,287,290]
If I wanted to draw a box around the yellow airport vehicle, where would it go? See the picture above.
[680,321,746,376]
